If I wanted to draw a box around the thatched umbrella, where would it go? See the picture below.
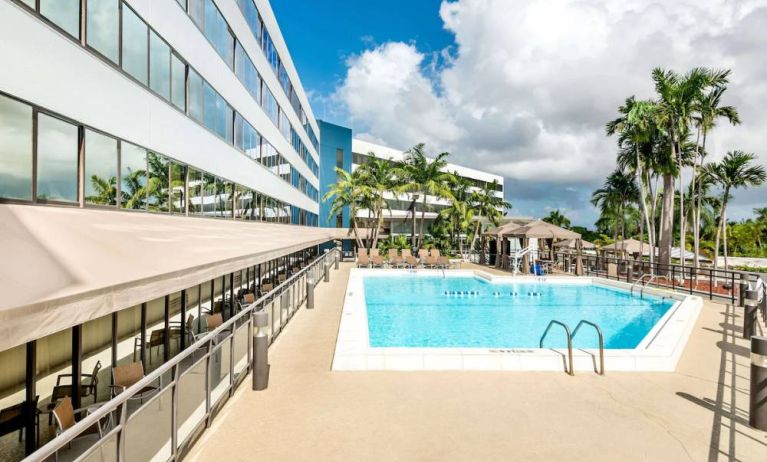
[499,220,582,274]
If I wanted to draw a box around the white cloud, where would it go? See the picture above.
[333,0,767,224]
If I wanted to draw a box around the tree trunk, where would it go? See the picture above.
[694,130,708,269]
[723,203,729,271]
[713,187,729,273]
[417,195,427,249]
[635,147,653,267]
[658,173,675,272]
[469,218,482,254]
[677,151,686,269]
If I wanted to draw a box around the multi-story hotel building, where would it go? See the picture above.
[319,121,505,240]
[0,1,338,459]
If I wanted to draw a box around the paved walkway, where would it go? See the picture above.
[187,263,767,461]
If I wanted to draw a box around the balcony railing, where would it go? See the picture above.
[24,249,339,462]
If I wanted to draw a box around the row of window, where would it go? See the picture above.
[234,0,319,153]
[180,0,319,159]
[351,153,503,193]
[0,93,319,226]
[15,0,318,198]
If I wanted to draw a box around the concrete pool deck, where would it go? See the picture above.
[186,262,767,461]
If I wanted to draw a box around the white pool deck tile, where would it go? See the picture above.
[332,269,704,372]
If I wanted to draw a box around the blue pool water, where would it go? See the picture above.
[363,276,675,349]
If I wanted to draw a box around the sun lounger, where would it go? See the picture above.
[357,252,370,268]
[388,249,404,267]
[371,255,386,268]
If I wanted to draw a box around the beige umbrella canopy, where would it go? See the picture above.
[500,220,581,240]
[554,238,596,249]
[600,238,655,255]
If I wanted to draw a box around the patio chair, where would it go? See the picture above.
[0,396,38,443]
[170,315,196,349]
[422,255,439,268]
[417,249,430,263]
[371,255,386,268]
[405,255,419,268]
[52,360,102,406]
[438,256,450,269]
[356,252,370,268]
[387,249,404,267]
[370,248,380,257]
[132,329,166,362]
[51,397,106,460]
[259,282,274,297]
[109,362,159,403]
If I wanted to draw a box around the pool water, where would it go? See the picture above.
[363,276,675,349]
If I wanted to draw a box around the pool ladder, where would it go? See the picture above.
[630,273,658,299]
[539,320,604,376]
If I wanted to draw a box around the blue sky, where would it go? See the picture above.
[272,0,767,228]
[272,0,452,102]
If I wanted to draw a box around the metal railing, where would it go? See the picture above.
[24,249,340,462]
[539,320,573,376]
[572,321,604,375]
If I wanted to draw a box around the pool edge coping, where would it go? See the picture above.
[331,269,703,372]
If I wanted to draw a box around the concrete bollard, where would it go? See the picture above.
[335,255,340,270]
[744,290,759,339]
[307,277,315,309]
[324,261,330,283]
[252,310,269,391]
[750,336,767,430]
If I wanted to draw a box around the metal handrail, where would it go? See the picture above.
[572,320,604,375]
[539,320,574,375]
[24,248,339,462]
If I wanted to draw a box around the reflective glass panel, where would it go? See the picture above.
[204,0,234,67]
[149,32,171,101]
[147,152,169,213]
[202,173,216,216]
[40,0,80,38]
[122,6,148,84]
[170,161,186,214]
[171,54,186,111]
[0,95,33,200]
[86,0,119,63]
[187,168,203,215]
[188,69,204,123]
[84,129,118,206]
[37,113,78,202]
[120,142,146,209]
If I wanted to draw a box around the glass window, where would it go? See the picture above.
[147,152,169,213]
[278,109,290,140]
[204,0,234,68]
[189,0,204,31]
[262,87,278,126]
[202,173,216,216]
[122,6,148,85]
[171,54,186,111]
[84,129,118,206]
[0,95,33,200]
[120,142,146,209]
[235,42,261,104]
[188,168,203,215]
[237,0,261,44]
[40,0,80,39]
[234,114,261,161]
[170,161,186,214]
[86,0,119,63]
[37,113,78,203]
[149,32,171,101]
[188,69,204,123]
[203,83,233,143]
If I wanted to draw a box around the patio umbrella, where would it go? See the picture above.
[500,220,581,240]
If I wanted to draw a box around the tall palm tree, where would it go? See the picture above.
[543,209,571,229]
[607,96,657,264]
[396,144,455,250]
[591,170,640,249]
[705,151,766,270]
[652,67,710,269]
[467,180,510,254]
[86,174,118,205]
[355,156,395,249]
[691,73,740,267]
[323,168,369,249]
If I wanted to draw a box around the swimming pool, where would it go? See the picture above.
[364,275,675,349]
[333,269,703,372]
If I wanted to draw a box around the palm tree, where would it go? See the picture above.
[652,67,709,269]
[591,170,640,249]
[705,151,766,270]
[543,209,571,229]
[355,156,395,249]
[86,174,118,205]
[396,144,455,251]
[468,180,510,253]
[607,97,657,264]
[691,73,740,267]
[323,168,369,249]
[121,168,148,210]
[439,176,475,255]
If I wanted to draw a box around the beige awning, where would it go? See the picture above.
[500,220,581,240]
[600,238,655,255]
[554,238,596,249]
[0,204,341,351]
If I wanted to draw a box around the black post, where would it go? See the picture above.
[750,336,767,430]
[180,289,187,351]
[164,295,171,362]
[71,325,83,412]
[111,313,118,367]
[140,302,147,370]
[25,341,36,455]
[739,273,748,307]
[744,290,759,339]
